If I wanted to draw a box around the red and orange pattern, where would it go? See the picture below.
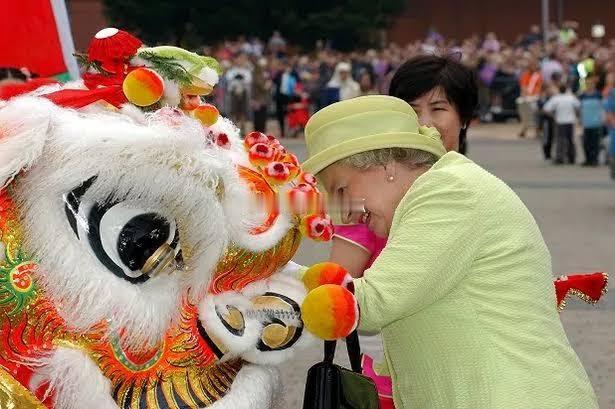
[0,191,244,408]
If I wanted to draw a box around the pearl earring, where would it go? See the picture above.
[387,175,395,182]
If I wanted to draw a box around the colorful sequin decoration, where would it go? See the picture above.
[0,192,37,316]
[0,189,242,408]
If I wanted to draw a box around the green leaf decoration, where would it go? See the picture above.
[137,50,193,86]
[73,52,106,74]
[201,56,222,75]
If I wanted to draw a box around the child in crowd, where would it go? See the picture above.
[578,75,604,166]
[286,82,311,138]
[543,85,580,164]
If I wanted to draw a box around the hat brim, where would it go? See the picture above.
[302,131,447,175]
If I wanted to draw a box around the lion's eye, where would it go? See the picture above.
[63,178,181,284]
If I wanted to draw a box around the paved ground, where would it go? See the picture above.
[273,122,614,408]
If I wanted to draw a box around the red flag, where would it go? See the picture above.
[0,0,78,80]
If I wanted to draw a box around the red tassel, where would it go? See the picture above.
[554,272,608,311]
[43,86,127,109]
[0,78,59,100]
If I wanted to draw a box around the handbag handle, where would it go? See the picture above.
[323,330,363,373]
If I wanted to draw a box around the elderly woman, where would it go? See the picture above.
[302,95,597,409]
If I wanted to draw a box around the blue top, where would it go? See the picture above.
[579,91,603,129]
[604,90,615,154]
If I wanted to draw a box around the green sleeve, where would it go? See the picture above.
[353,170,483,331]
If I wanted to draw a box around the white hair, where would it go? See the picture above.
[337,147,439,170]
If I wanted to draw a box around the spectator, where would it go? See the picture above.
[202,27,615,152]
[228,72,250,134]
[539,71,564,159]
[326,62,360,102]
[543,84,580,164]
[604,87,615,177]
[560,21,579,46]
[388,54,478,154]
[482,32,501,53]
[579,75,604,166]
[521,25,542,48]
[358,70,378,96]
[542,53,564,85]
[268,31,287,57]
[316,51,337,109]
[251,57,271,133]
[273,60,298,136]
[517,58,543,137]
[547,22,561,42]
[286,82,310,138]
[601,71,615,97]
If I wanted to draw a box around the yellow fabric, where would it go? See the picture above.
[354,152,597,409]
[302,95,447,175]
[0,367,44,409]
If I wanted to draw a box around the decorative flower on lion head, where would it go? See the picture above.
[0,28,356,409]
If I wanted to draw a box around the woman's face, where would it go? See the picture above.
[409,86,462,152]
[319,162,424,237]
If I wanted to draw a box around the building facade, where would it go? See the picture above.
[388,0,615,44]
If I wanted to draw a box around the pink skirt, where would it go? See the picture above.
[362,354,395,409]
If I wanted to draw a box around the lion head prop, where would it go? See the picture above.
[0,29,357,409]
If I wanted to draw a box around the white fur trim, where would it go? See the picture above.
[240,273,316,365]
[197,66,220,86]
[204,116,243,154]
[4,95,231,349]
[118,104,147,124]
[161,79,181,107]
[208,364,280,409]
[198,292,262,359]
[0,97,56,187]
[36,347,118,409]
[276,261,307,280]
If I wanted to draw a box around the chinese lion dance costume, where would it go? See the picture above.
[0,29,358,409]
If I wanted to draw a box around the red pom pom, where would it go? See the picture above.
[88,28,142,64]
[244,131,269,148]
[299,172,318,187]
[248,143,275,168]
[300,214,333,241]
[216,133,230,148]
[263,162,292,185]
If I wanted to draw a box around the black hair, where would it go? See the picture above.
[0,67,28,82]
[388,55,478,153]
[559,84,567,93]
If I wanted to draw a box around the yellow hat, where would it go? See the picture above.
[302,95,446,175]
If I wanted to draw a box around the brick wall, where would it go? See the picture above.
[388,0,615,44]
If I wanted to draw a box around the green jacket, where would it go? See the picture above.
[354,152,597,409]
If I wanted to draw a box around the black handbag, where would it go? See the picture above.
[303,331,380,409]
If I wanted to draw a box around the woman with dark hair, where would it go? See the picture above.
[388,54,478,154]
